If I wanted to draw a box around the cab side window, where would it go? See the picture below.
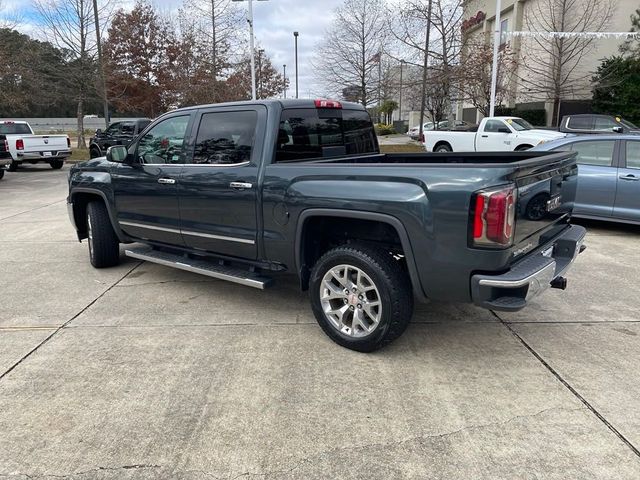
[484,120,507,132]
[104,123,120,136]
[120,122,135,136]
[593,117,618,132]
[137,116,190,165]
[192,111,257,165]
[626,141,640,169]
[570,140,615,167]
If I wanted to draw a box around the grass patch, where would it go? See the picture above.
[69,148,90,162]
[379,144,425,153]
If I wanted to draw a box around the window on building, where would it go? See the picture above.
[500,19,509,46]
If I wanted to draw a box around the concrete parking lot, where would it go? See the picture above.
[1,165,639,479]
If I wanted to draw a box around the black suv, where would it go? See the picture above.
[89,119,151,158]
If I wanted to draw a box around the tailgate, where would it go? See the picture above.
[23,135,68,152]
[511,151,578,260]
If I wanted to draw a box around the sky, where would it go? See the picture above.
[1,0,347,98]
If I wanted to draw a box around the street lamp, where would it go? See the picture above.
[283,64,287,99]
[257,48,265,98]
[293,31,299,99]
[232,0,269,100]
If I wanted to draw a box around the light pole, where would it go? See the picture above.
[399,59,405,123]
[293,31,299,99]
[489,0,502,117]
[283,64,287,98]
[257,48,264,98]
[232,0,269,100]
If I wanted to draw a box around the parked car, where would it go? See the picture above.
[68,99,586,352]
[0,121,71,170]
[407,120,473,140]
[533,134,640,225]
[0,135,11,179]
[424,116,567,152]
[557,114,640,135]
[89,119,152,158]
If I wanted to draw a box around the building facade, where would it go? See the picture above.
[458,0,637,125]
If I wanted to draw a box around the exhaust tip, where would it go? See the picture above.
[550,276,567,290]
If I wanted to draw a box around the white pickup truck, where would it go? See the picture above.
[424,116,567,152]
[0,121,71,171]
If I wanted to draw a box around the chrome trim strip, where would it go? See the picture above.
[478,261,556,289]
[119,221,181,235]
[119,221,255,245]
[181,229,255,244]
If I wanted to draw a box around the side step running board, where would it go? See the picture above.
[125,246,274,290]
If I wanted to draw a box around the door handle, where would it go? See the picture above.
[158,178,176,185]
[619,174,640,181]
[481,135,488,138]
[229,181,253,190]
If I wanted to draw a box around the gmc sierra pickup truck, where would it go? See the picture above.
[68,99,586,352]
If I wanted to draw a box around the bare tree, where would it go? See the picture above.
[519,0,613,125]
[0,0,21,29]
[180,0,244,101]
[457,42,517,117]
[390,0,464,121]
[315,0,387,107]
[34,0,112,147]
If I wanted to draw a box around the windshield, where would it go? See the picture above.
[509,118,534,131]
[619,118,638,129]
[0,123,32,135]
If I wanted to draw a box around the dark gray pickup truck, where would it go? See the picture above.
[68,99,586,351]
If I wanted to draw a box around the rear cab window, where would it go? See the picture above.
[0,123,32,135]
[275,107,377,162]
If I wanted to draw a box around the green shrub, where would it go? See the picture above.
[374,123,396,136]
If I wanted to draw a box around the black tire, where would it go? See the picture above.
[8,161,18,172]
[309,243,414,352]
[0,169,4,179]
[434,143,452,153]
[50,159,64,169]
[515,145,533,151]
[90,147,101,159]
[86,201,120,268]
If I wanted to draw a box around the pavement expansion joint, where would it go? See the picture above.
[0,262,143,382]
[492,310,640,460]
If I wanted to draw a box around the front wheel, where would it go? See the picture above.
[50,159,64,169]
[86,201,120,268]
[309,243,414,352]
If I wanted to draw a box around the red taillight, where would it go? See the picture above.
[16,139,24,150]
[67,137,71,148]
[472,186,516,247]
[314,99,342,109]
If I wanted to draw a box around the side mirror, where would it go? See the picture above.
[498,127,511,134]
[95,128,102,135]
[613,126,623,133]
[106,145,128,163]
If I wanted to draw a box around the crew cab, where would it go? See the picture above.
[424,117,566,153]
[0,121,71,170]
[68,100,586,352]
[89,119,152,159]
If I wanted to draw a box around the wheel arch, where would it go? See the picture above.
[515,144,533,151]
[294,209,427,302]
[70,188,128,242]
[433,141,452,152]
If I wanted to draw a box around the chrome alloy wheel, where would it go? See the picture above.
[87,214,93,256]
[319,264,382,338]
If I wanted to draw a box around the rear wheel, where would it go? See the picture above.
[50,159,64,169]
[434,143,452,153]
[309,243,413,352]
[8,161,18,172]
[86,201,120,268]
[0,169,4,179]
